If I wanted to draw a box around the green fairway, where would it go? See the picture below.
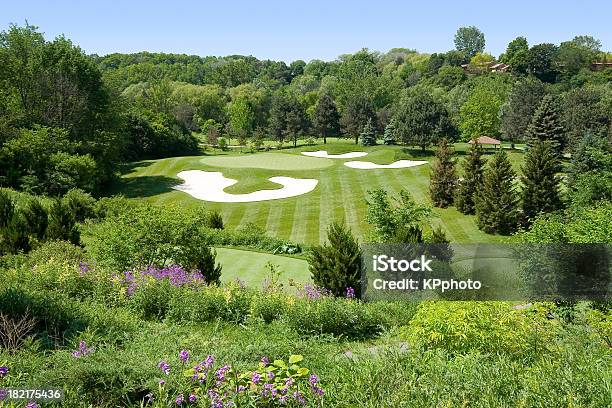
[216,247,310,288]
[112,140,526,244]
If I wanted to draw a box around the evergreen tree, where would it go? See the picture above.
[313,93,340,144]
[22,198,48,240]
[475,150,518,235]
[0,190,14,228]
[521,140,563,223]
[383,119,398,145]
[47,199,80,245]
[308,222,362,298]
[360,118,377,146]
[526,95,565,154]
[455,142,485,214]
[429,138,458,208]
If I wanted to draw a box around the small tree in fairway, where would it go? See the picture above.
[521,140,563,224]
[429,138,458,208]
[360,118,377,146]
[308,222,362,298]
[475,150,518,235]
[455,142,485,214]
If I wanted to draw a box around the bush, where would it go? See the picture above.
[285,297,381,339]
[47,199,80,245]
[403,301,559,359]
[166,284,252,324]
[62,189,97,223]
[308,222,362,298]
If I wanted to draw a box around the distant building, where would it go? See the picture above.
[461,62,510,73]
[468,136,501,149]
[591,61,612,71]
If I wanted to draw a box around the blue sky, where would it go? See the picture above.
[3,1,610,62]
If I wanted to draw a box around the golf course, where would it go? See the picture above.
[114,140,525,246]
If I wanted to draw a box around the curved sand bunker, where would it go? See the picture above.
[301,150,368,159]
[344,160,428,169]
[174,170,318,203]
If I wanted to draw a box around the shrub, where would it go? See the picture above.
[250,292,289,324]
[308,222,362,298]
[217,137,228,150]
[166,284,252,324]
[285,297,381,339]
[62,189,97,223]
[205,210,224,229]
[47,199,80,245]
[586,307,611,347]
[402,301,559,359]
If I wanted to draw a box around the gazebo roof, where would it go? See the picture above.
[468,136,501,145]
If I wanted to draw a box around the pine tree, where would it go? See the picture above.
[47,199,80,245]
[307,222,362,298]
[455,142,485,214]
[526,95,565,154]
[383,119,397,145]
[521,140,563,223]
[314,93,340,144]
[0,190,14,228]
[429,138,458,208]
[475,150,518,234]
[360,118,377,146]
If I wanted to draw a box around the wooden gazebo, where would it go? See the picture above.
[468,136,501,149]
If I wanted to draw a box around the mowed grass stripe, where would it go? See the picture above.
[289,195,312,243]
[317,169,334,243]
[277,197,298,240]
[338,169,365,239]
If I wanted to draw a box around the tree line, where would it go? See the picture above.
[1,23,611,197]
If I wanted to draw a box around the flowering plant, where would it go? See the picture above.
[147,351,324,407]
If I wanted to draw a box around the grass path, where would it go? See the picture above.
[111,140,524,245]
[216,247,310,288]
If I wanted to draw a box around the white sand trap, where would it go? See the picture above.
[174,170,318,203]
[344,160,428,169]
[301,150,368,159]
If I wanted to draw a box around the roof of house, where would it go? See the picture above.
[468,136,501,145]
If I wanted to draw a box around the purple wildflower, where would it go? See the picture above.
[216,365,231,382]
[345,287,355,299]
[71,340,94,358]
[292,391,306,405]
[267,371,275,380]
[79,262,90,275]
[0,366,8,377]
[158,360,170,375]
[0,389,7,400]
[204,355,214,368]
[179,349,189,363]
[188,394,197,403]
[252,372,262,384]
[260,356,269,365]
[309,374,318,385]
[25,402,38,408]
[175,393,184,405]
[311,386,324,396]
[159,380,166,386]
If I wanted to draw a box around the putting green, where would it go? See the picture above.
[216,247,310,288]
[201,152,333,170]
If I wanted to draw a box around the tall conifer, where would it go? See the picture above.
[429,138,458,207]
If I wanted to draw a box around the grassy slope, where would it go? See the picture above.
[216,247,310,288]
[111,140,525,245]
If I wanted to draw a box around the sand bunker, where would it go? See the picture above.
[301,150,368,159]
[174,170,318,203]
[343,160,428,169]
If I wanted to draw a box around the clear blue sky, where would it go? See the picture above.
[3,1,610,62]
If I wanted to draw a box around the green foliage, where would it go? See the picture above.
[455,142,485,214]
[429,138,457,207]
[521,140,563,223]
[47,199,80,245]
[82,203,222,282]
[62,188,96,223]
[340,94,376,144]
[382,119,398,145]
[566,133,612,206]
[586,307,612,347]
[403,301,559,358]
[360,118,377,146]
[308,222,362,298]
[365,189,431,243]
[285,297,381,339]
[526,94,565,153]
[454,26,485,58]
[500,77,546,145]
[459,76,512,140]
[166,284,252,324]
[475,150,518,234]
[526,43,560,83]
[394,87,454,150]
[205,210,224,229]
[313,93,340,143]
